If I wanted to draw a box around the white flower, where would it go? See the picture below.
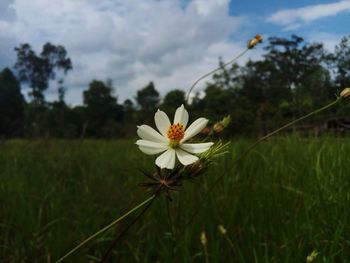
[136,105,214,169]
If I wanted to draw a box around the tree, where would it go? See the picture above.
[238,35,333,134]
[136,82,159,109]
[263,35,331,102]
[135,82,159,123]
[191,61,254,134]
[14,42,72,104]
[332,35,350,117]
[83,80,123,137]
[123,99,135,121]
[161,89,185,116]
[0,68,25,136]
[39,101,79,138]
[334,35,350,89]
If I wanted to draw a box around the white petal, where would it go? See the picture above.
[175,148,199,166]
[137,125,168,143]
[136,140,168,155]
[155,149,176,169]
[173,104,189,128]
[182,118,208,142]
[180,142,214,154]
[138,146,166,155]
[154,110,171,136]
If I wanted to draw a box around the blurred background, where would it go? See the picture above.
[0,0,350,138]
[1,1,350,262]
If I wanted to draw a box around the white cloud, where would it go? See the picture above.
[0,0,15,21]
[308,32,343,52]
[0,0,254,105]
[0,19,19,70]
[267,1,350,30]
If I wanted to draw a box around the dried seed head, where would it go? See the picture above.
[340,87,350,99]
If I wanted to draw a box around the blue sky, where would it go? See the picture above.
[229,0,350,50]
[0,0,349,105]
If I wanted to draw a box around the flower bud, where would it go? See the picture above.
[340,87,350,99]
[218,225,227,235]
[200,231,207,246]
[201,127,211,135]
[220,115,231,127]
[306,250,318,262]
[247,34,263,49]
[213,115,231,133]
[213,123,224,133]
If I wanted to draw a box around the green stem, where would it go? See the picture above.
[184,98,341,228]
[225,235,235,254]
[236,98,341,162]
[55,194,156,263]
[186,48,249,103]
[203,244,209,263]
[101,195,156,262]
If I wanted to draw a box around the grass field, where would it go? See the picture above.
[1,137,350,262]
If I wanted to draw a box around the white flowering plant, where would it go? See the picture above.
[137,105,230,199]
[57,35,350,263]
[136,104,213,169]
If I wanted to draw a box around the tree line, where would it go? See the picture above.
[0,34,349,138]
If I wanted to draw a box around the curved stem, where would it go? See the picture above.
[236,98,341,163]
[185,98,341,228]
[100,195,156,262]
[186,48,249,103]
[56,194,156,263]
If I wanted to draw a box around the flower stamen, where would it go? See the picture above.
[167,123,184,147]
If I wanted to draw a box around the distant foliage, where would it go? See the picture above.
[334,35,350,89]
[135,81,160,124]
[0,68,25,136]
[83,80,124,137]
[1,34,350,138]
[14,42,72,104]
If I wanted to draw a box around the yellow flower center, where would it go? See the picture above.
[167,123,184,147]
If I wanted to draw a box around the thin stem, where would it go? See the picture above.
[100,195,156,262]
[203,243,209,263]
[56,194,156,263]
[166,199,175,235]
[165,198,176,258]
[225,235,235,254]
[184,98,341,228]
[186,48,249,103]
[236,98,341,163]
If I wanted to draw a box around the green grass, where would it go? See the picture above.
[1,137,350,262]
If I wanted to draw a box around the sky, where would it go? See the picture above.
[0,0,349,105]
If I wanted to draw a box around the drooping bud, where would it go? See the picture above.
[213,123,224,133]
[213,115,231,133]
[340,87,350,99]
[306,250,318,262]
[220,115,231,127]
[200,127,211,135]
[247,34,263,49]
[200,231,207,246]
[218,225,227,235]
